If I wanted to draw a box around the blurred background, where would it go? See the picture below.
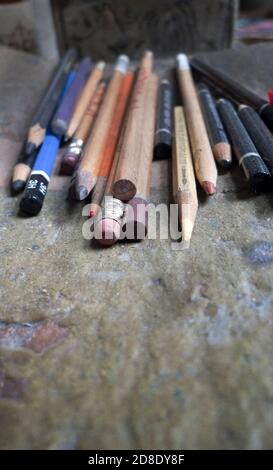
[1,1,273,63]
[0,0,253,62]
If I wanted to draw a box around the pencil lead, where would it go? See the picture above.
[202,181,216,196]
[75,185,88,201]
[11,179,26,194]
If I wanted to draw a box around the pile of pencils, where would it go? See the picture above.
[13,48,273,248]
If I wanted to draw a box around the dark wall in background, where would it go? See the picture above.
[52,0,238,60]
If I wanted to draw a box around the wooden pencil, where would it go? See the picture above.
[112,51,154,201]
[173,106,198,248]
[60,80,107,175]
[191,57,273,132]
[73,55,129,200]
[90,70,134,217]
[176,54,217,195]
[11,48,77,193]
[197,83,232,168]
[122,73,159,241]
[93,137,126,247]
[66,61,105,140]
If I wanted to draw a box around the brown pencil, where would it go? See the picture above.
[74,55,129,201]
[60,80,107,175]
[173,106,198,248]
[112,51,154,202]
[122,73,159,241]
[66,61,105,140]
[90,70,134,217]
[176,54,217,195]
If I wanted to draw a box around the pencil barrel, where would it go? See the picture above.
[113,51,154,201]
[20,133,61,215]
[218,99,271,192]
[239,105,273,176]
[176,54,217,195]
[154,80,173,160]
[52,57,92,136]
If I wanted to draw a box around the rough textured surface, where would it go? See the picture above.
[53,0,237,60]
[1,44,273,450]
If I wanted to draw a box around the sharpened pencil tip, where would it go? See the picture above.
[75,185,89,201]
[25,142,37,156]
[219,159,232,169]
[11,179,26,194]
[202,181,216,196]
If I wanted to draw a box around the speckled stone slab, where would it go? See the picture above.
[1,43,273,450]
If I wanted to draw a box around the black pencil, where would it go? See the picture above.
[11,48,77,194]
[191,58,273,132]
[153,79,173,160]
[238,104,273,176]
[217,98,272,192]
[197,83,231,168]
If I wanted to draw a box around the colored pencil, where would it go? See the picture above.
[154,79,173,160]
[217,98,271,192]
[73,55,129,201]
[11,48,77,193]
[197,83,232,168]
[173,106,198,248]
[90,70,134,217]
[19,132,61,215]
[122,73,159,241]
[60,80,107,175]
[191,57,273,132]
[66,61,105,140]
[19,73,74,215]
[113,51,154,201]
[238,104,273,176]
[51,57,92,137]
[93,150,125,247]
[176,54,217,196]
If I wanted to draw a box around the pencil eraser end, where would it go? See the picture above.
[95,218,121,246]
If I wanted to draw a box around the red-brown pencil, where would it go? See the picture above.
[73,55,129,200]
[112,51,154,201]
[90,70,134,217]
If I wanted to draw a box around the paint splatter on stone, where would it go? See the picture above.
[0,369,25,400]
[246,242,273,265]
[0,317,69,353]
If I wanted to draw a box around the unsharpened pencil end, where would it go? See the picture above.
[20,195,42,216]
[75,185,89,201]
[202,181,216,196]
[51,119,67,138]
[176,53,189,70]
[116,55,129,74]
[95,218,121,247]
[11,179,26,194]
[97,61,106,70]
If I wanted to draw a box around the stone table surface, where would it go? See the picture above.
[0,45,273,450]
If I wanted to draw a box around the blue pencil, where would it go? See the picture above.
[20,72,74,216]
